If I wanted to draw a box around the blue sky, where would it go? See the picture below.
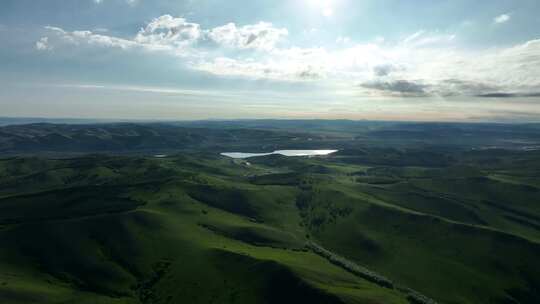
[1,0,540,121]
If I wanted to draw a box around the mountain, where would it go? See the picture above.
[2,121,540,156]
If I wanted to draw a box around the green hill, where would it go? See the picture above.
[1,122,540,304]
[0,155,411,304]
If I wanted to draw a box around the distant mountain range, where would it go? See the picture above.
[1,120,539,155]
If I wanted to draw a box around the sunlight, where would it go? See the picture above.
[307,0,335,17]
[322,7,334,17]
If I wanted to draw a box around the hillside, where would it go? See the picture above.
[2,121,540,155]
[0,122,540,304]
[0,148,538,303]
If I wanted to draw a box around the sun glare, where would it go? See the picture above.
[307,0,335,17]
[322,7,334,17]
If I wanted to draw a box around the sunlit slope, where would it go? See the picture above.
[0,156,408,304]
[1,150,539,304]
[249,152,540,304]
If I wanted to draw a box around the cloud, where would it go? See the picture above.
[477,92,540,98]
[132,14,288,52]
[53,83,240,98]
[35,37,52,51]
[208,22,288,51]
[336,36,352,44]
[135,16,288,51]
[297,66,324,80]
[494,14,511,24]
[134,15,202,50]
[44,26,136,50]
[358,78,540,99]
[403,30,456,47]
[42,15,287,56]
[194,57,309,80]
[372,64,401,77]
[434,79,500,97]
[192,50,325,81]
[36,16,540,97]
[359,80,429,97]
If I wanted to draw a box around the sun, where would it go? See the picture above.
[322,7,334,17]
[307,0,335,17]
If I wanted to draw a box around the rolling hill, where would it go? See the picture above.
[1,121,540,303]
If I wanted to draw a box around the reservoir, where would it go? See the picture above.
[221,150,338,159]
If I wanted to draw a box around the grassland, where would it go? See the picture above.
[1,121,540,304]
[0,155,411,304]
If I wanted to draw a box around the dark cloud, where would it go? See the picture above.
[477,92,540,98]
[428,79,508,97]
[297,66,323,79]
[359,80,429,96]
[357,78,540,99]
[246,33,258,45]
[438,79,499,96]
[372,64,397,77]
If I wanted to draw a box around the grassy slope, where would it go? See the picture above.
[1,150,540,304]
[0,156,408,304]
[289,155,540,304]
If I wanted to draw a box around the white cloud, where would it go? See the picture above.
[403,30,456,47]
[494,14,511,24]
[44,26,136,50]
[336,36,351,44]
[194,54,326,81]
[37,16,540,97]
[208,22,288,51]
[53,83,239,98]
[35,37,52,51]
[41,15,288,56]
[134,15,202,50]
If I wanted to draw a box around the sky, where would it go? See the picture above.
[1,0,540,122]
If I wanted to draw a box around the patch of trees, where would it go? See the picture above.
[296,189,353,231]
[307,242,394,288]
[307,242,438,304]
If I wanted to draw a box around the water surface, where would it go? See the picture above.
[221,150,338,159]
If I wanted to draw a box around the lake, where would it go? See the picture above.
[221,150,338,159]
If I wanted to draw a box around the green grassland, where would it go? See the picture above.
[0,155,410,304]
[1,142,540,303]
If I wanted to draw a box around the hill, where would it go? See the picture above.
[1,121,540,303]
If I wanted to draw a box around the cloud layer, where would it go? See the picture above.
[37,15,540,98]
